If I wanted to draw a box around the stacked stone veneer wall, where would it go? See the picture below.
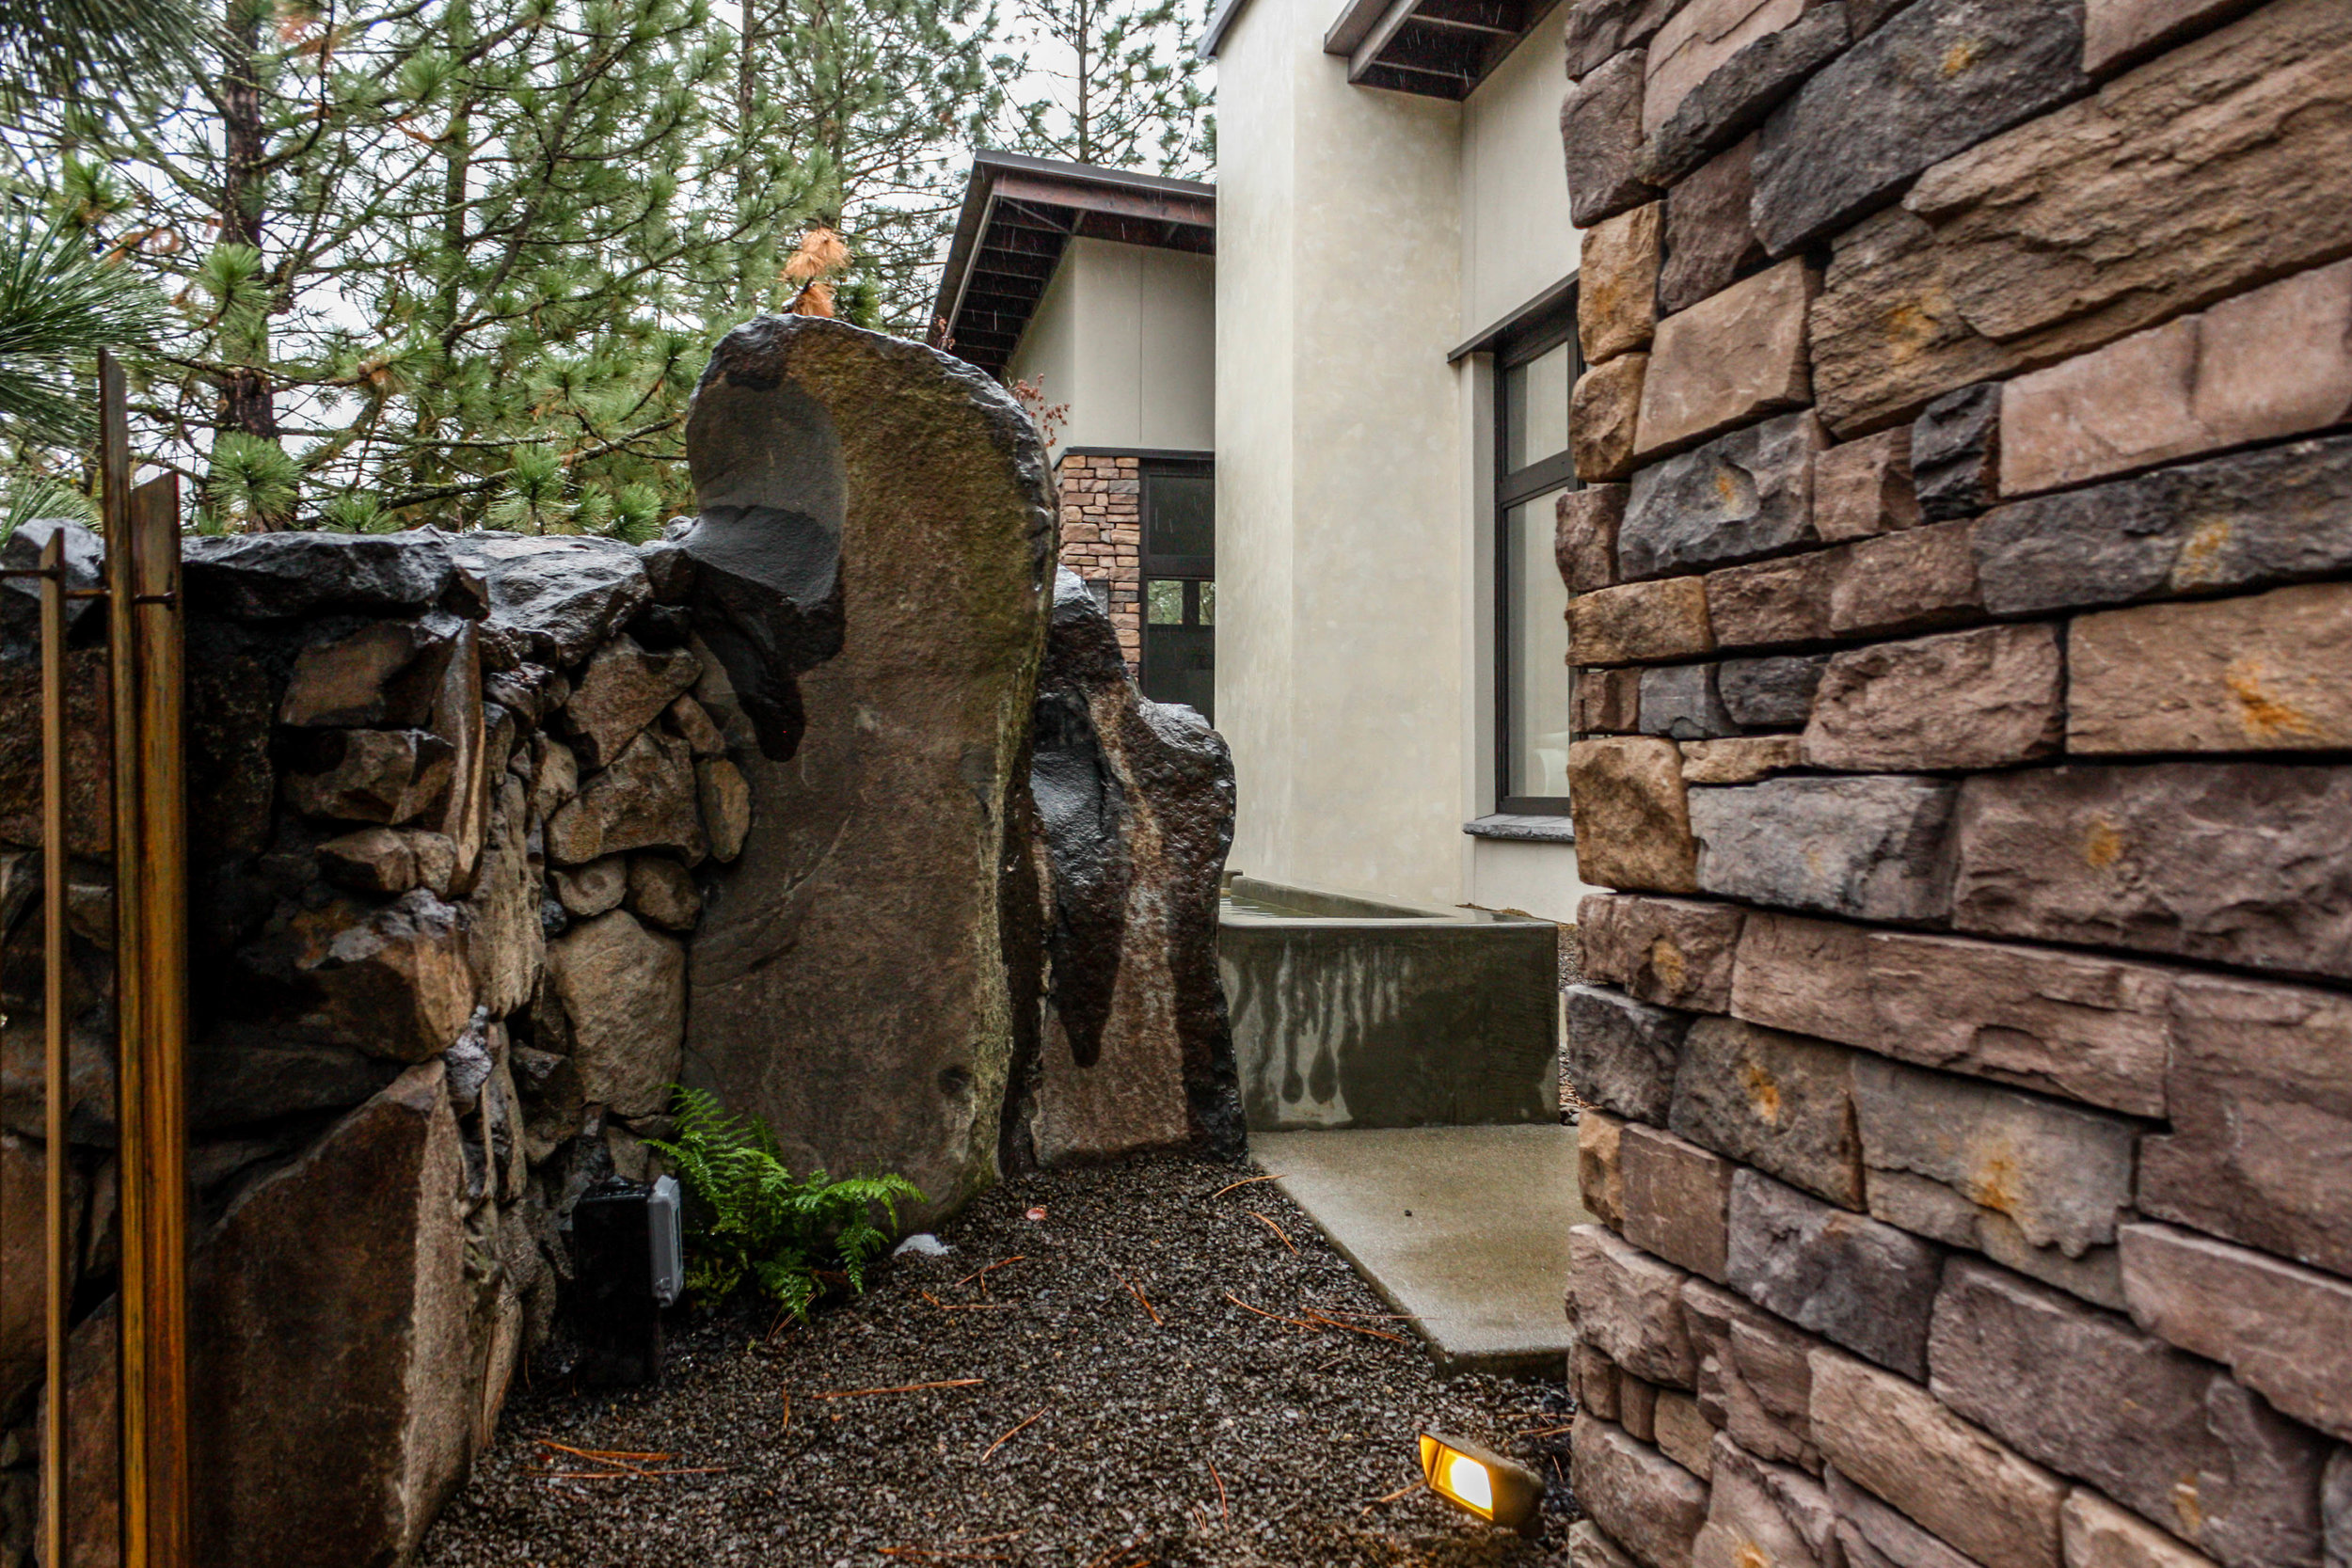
[1556,3,2352,1567]
[1052,451,1142,673]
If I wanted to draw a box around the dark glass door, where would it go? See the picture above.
[1140,459,1215,722]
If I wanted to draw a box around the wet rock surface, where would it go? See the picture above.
[417,1156,1587,1567]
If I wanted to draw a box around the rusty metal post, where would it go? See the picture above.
[96,348,155,1568]
[128,473,189,1565]
[39,527,70,1568]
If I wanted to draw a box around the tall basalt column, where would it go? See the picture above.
[679,316,1054,1222]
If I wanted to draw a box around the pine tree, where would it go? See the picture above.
[995,0,1209,174]
[743,0,1001,329]
[12,0,813,532]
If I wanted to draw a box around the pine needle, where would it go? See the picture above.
[1223,1292,1323,1333]
[978,1409,1044,1464]
[811,1378,984,1401]
[1111,1269,1163,1325]
[1210,1173,1282,1197]
[1359,1479,1425,1514]
[1246,1211,1297,1254]
[1209,1461,1229,1521]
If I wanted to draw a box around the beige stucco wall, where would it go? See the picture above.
[1215,0,1469,909]
[1007,237,1216,454]
[1460,22,1581,335]
[1216,4,1594,919]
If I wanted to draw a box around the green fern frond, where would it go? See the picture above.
[646,1085,925,1321]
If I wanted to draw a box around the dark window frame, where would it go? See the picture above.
[1140,454,1216,721]
[1492,293,1582,816]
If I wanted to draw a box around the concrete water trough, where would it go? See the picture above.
[1216,876,1559,1132]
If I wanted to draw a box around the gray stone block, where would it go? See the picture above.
[1640,662,1740,740]
[1911,383,2002,524]
[1565,0,1681,80]
[1751,0,2090,256]
[1621,412,1825,579]
[1728,1168,1944,1379]
[1565,983,1694,1123]
[1573,1415,1712,1568]
[1565,50,1662,228]
[1641,4,1851,187]
[1718,654,1827,729]
[1672,1016,1863,1209]
[1931,1258,2331,1568]
[1691,775,1960,924]
[1973,434,2352,617]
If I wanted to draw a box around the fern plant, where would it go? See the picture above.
[647,1086,923,1323]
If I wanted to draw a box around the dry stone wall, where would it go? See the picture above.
[1557,3,2352,1566]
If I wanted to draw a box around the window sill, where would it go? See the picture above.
[1462,814,1575,845]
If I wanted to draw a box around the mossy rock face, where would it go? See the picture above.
[679,315,1053,1226]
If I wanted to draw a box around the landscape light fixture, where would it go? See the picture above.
[1418,1432,1543,1534]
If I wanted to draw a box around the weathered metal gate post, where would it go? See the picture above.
[9,352,193,1567]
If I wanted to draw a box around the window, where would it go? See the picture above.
[1140,458,1215,722]
[1494,304,1581,814]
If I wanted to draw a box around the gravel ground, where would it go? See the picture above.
[420,1153,1582,1567]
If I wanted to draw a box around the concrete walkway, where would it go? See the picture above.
[1252,1124,1588,1378]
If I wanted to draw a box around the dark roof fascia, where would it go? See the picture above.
[1447,271,1579,363]
[1200,0,1252,57]
[931,150,1217,367]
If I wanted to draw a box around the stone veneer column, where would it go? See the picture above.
[1556,2,2352,1566]
[1052,451,1143,673]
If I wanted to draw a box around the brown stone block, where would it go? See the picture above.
[1579,1341,1625,1421]
[2068,583,2352,754]
[1681,735,1804,784]
[1578,891,1746,1013]
[1802,623,2063,771]
[1809,1347,2066,1568]
[1813,0,2352,433]
[1661,134,1767,317]
[1572,1221,1699,1386]
[1827,1462,1994,1568]
[1684,1277,1824,1473]
[1814,427,1920,542]
[1583,203,1666,363]
[1582,1107,1629,1227]
[1643,0,1808,136]
[1827,519,1981,638]
[1571,1518,1644,1568]
[1729,909,1878,1048]
[1655,1390,1717,1479]
[1568,736,1702,893]
[1560,484,1629,594]
[1951,763,2352,979]
[2084,0,2266,74]
[2140,973,2352,1276]
[1637,259,1818,459]
[1673,1016,1862,1209]
[1864,931,2172,1117]
[1640,4,1851,190]
[1566,0,1682,80]
[1692,1434,1838,1568]
[1730,1169,1944,1379]
[1623,1121,1737,1282]
[1577,665,1646,733]
[1624,1372,1661,1439]
[1999,260,2352,498]
[1855,1056,2134,1259]
[1574,1413,1714,1568]
[1705,549,1837,649]
[2120,1222,2352,1444]
[1575,352,1652,482]
[2062,1489,2225,1568]
[1931,1257,2331,1568]
[1565,50,1663,227]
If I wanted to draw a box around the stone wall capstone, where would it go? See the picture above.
[1557,3,2352,1565]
